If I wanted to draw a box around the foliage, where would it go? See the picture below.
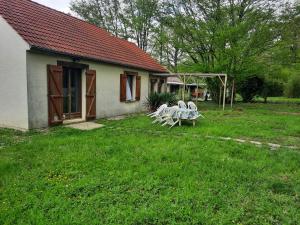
[70,0,159,51]
[70,0,299,99]
[70,0,124,37]
[272,4,300,66]
[122,0,159,51]
[237,75,264,102]
[206,77,222,103]
[259,79,285,103]
[1,103,300,224]
[285,75,300,98]
[164,0,280,75]
[144,92,176,110]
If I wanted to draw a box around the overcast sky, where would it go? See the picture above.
[34,0,296,14]
[34,0,71,13]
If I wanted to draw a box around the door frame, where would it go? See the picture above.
[57,61,89,121]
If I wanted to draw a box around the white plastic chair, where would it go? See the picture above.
[161,106,180,128]
[178,100,190,119]
[178,100,187,109]
[152,104,168,124]
[187,101,204,119]
[148,104,167,117]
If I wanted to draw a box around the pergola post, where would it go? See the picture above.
[151,73,229,110]
[223,75,227,110]
[182,74,186,101]
[196,80,199,103]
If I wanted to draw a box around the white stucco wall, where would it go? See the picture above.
[26,52,150,128]
[0,16,30,130]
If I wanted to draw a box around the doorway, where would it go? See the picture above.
[63,67,82,119]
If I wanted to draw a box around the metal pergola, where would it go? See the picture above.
[153,73,230,110]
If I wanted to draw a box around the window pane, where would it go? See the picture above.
[63,69,69,114]
[71,69,81,113]
[126,75,133,100]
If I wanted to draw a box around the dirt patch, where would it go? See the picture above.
[275,112,300,116]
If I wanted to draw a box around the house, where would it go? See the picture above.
[166,77,207,100]
[148,76,207,100]
[0,0,167,130]
[149,76,168,94]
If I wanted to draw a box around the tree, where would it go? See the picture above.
[122,0,159,51]
[163,0,281,75]
[71,0,159,51]
[70,0,126,38]
[260,79,284,103]
[285,75,300,98]
[237,75,264,102]
[280,4,300,64]
[70,0,297,100]
[150,15,185,72]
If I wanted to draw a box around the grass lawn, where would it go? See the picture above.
[1,103,300,224]
[254,96,300,104]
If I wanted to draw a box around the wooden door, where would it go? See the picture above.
[120,74,127,102]
[86,70,96,120]
[48,65,63,126]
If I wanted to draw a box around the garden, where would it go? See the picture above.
[1,1,300,223]
[1,102,300,224]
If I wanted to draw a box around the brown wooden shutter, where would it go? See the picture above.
[135,75,141,101]
[120,74,127,102]
[47,65,63,126]
[86,70,96,120]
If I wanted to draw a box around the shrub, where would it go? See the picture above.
[206,77,221,103]
[259,79,284,103]
[237,75,264,102]
[144,92,177,111]
[285,75,300,98]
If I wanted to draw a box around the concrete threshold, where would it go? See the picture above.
[63,118,86,125]
[65,121,104,130]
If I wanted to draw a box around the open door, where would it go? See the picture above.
[86,70,96,120]
[47,65,63,126]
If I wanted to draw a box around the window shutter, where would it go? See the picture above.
[47,65,63,126]
[135,75,141,101]
[86,70,96,120]
[120,74,127,102]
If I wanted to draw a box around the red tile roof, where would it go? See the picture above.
[0,0,167,73]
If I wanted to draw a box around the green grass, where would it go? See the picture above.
[1,103,300,224]
[254,96,300,104]
[102,102,300,147]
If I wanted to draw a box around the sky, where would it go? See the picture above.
[34,0,296,14]
[34,0,71,13]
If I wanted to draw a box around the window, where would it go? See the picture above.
[120,72,141,102]
[170,84,180,94]
[150,79,157,93]
[158,79,165,93]
[126,75,134,101]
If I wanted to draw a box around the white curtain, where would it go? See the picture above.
[126,76,133,100]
